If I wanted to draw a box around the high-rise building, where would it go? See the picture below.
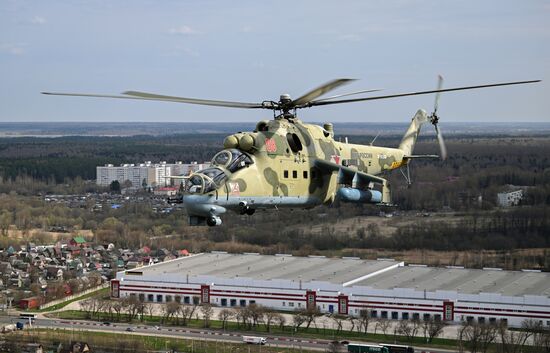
[96,161,210,188]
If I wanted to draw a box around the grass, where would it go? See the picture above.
[51,309,457,349]
[7,327,312,353]
[28,287,109,313]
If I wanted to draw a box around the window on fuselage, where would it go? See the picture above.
[292,170,297,179]
[286,133,303,153]
[284,170,289,178]
[303,171,308,179]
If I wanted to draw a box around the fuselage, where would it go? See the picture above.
[182,117,406,222]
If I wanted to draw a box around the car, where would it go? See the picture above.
[126,327,135,332]
[102,322,111,326]
[154,325,161,330]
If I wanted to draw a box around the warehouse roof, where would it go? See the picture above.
[135,252,399,285]
[354,266,550,297]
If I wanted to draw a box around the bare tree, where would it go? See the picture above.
[275,313,286,332]
[142,301,155,320]
[348,315,357,333]
[523,320,550,352]
[162,301,180,324]
[302,306,322,330]
[247,304,264,328]
[136,301,146,322]
[263,308,278,332]
[233,307,244,329]
[375,319,392,337]
[80,298,93,319]
[179,304,198,326]
[123,296,141,322]
[218,308,234,330]
[102,299,113,321]
[200,304,214,328]
[293,310,307,331]
[358,309,371,334]
[458,322,497,353]
[422,318,447,343]
[111,300,123,322]
[233,307,251,329]
[81,297,103,320]
[397,320,417,342]
[331,314,347,334]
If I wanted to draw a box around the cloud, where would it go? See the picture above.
[181,47,199,57]
[30,16,46,25]
[337,33,362,42]
[252,61,265,69]
[0,43,26,55]
[169,25,198,35]
[163,45,200,58]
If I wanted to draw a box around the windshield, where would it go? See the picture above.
[211,149,253,173]
[187,167,228,194]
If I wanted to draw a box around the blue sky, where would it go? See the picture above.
[1,0,549,122]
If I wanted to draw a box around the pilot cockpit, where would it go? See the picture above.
[187,149,253,194]
[211,149,253,173]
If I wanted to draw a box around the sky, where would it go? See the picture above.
[1,0,549,123]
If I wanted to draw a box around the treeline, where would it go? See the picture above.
[0,134,224,182]
[390,207,550,250]
[200,206,550,252]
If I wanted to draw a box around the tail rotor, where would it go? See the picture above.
[429,75,448,160]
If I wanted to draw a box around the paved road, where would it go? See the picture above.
[0,315,458,353]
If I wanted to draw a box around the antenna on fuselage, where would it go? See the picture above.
[370,133,380,146]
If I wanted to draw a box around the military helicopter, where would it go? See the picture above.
[43,77,539,226]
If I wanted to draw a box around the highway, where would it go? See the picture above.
[0,315,458,353]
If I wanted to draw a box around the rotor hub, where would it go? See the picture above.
[279,94,292,104]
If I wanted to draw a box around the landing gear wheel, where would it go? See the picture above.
[207,216,222,226]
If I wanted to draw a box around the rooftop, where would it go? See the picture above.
[354,266,550,297]
[133,252,399,285]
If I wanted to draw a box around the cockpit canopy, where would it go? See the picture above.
[187,149,253,194]
[211,149,253,173]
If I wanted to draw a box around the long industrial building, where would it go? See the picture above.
[111,252,550,327]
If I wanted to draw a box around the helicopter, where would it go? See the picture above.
[43,77,539,226]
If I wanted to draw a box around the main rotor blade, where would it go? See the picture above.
[433,74,444,115]
[306,80,541,107]
[292,78,356,106]
[312,88,383,102]
[42,91,265,109]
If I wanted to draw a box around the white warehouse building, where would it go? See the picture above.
[111,252,550,327]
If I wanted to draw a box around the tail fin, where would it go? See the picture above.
[398,109,428,156]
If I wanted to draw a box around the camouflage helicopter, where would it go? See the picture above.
[43,77,539,226]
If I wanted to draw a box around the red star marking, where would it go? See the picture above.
[332,155,341,164]
[265,138,277,153]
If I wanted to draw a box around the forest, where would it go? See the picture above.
[0,131,549,270]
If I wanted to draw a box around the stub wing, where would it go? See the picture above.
[314,159,391,204]
[314,159,384,186]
